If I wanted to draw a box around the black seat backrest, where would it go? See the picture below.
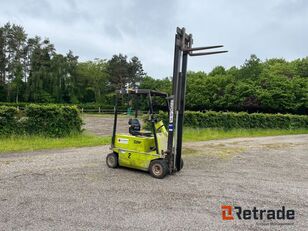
[128,118,141,135]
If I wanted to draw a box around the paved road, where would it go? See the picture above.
[0,135,307,230]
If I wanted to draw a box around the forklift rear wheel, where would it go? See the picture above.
[149,160,168,179]
[106,153,118,168]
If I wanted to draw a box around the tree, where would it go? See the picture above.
[128,56,146,87]
[75,59,108,103]
[106,54,129,90]
[106,54,145,90]
[27,37,55,102]
[0,27,5,85]
[208,66,226,76]
[292,57,308,78]
[240,54,262,79]
[63,50,78,103]
[49,54,68,102]
[0,23,27,102]
[263,58,295,79]
[140,76,171,94]
[0,27,6,100]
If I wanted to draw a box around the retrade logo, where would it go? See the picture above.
[221,205,295,221]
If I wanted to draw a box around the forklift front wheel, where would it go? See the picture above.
[177,158,184,171]
[106,153,118,168]
[149,159,168,179]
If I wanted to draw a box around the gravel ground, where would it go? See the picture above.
[0,135,307,230]
[82,114,135,136]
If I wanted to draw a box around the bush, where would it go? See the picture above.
[0,106,24,136]
[148,111,308,129]
[0,105,82,137]
[0,102,126,112]
[0,102,29,108]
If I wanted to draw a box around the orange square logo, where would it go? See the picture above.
[222,205,234,220]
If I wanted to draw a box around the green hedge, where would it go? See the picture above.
[0,102,29,108]
[0,105,82,137]
[0,106,22,136]
[0,102,126,111]
[150,111,308,129]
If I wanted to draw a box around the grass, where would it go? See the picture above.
[1,128,307,153]
[0,133,111,153]
[183,128,308,142]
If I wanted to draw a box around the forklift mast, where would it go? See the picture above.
[167,27,227,172]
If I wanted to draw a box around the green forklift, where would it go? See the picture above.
[106,27,227,178]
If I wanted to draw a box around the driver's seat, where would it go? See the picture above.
[128,118,141,136]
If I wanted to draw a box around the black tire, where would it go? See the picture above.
[178,158,184,171]
[106,153,118,168]
[149,159,168,179]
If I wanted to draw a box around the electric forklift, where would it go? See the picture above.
[106,27,227,178]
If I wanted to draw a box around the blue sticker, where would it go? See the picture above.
[168,124,173,131]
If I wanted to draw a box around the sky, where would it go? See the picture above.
[0,0,307,78]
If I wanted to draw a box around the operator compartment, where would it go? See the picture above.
[115,134,155,153]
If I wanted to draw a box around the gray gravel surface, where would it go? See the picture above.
[82,114,134,136]
[0,135,307,230]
